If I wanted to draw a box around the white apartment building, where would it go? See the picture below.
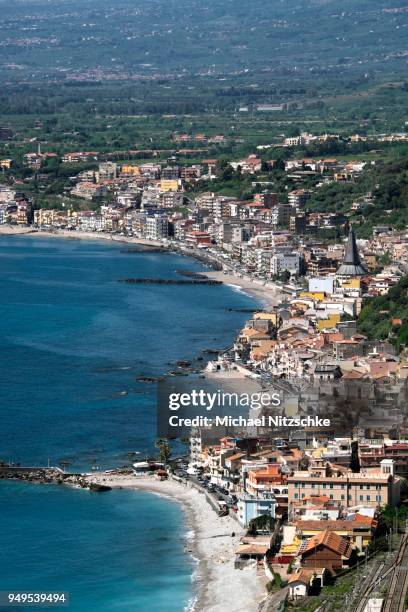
[145,214,168,240]
[271,252,301,276]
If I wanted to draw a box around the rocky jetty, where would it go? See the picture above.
[137,375,165,383]
[121,247,166,254]
[0,467,89,488]
[176,270,209,280]
[226,307,258,313]
[89,482,112,492]
[119,278,222,285]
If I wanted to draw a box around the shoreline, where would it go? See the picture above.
[0,226,286,310]
[83,473,267,612]
[0,227,276,610]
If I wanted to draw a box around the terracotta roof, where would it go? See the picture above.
[226,452,246,462]
[288,569,319,584]
[235,543,269,555]
[301,530,353,558]
[341,370,366,380]
[296,518,374,531]
[249,464,281,480]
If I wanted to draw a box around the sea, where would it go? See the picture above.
[0,235,258,611]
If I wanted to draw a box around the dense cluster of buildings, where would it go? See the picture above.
[189,429,404,599]
[0,185,33,225]
[8,151,403,288]
[1,133,407,606]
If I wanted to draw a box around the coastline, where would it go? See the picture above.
[0,226,285,309]
[84,473,267,612]
[0,227,276,610]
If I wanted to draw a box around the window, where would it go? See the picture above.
[323,483,327,489]
[329,484,333,489]
[341,494,345,501]
[367,495,371,501]
[341,484,345,490]
[360,495,364,501]
[311,483,315,489]
[360,484,364,490]
[330,494,334,500]
[294,483,298,488]
[366,485,370,490]
[294,493,298,499]
[301,483,305,488]
[376,495,381,502]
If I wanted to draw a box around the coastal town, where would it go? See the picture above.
[0,124,407,611]
[2,0,408,610]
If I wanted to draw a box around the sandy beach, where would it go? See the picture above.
[205,270,284,310]
[85,473,267,612]
[0,225,163,247]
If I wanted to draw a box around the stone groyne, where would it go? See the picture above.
[0,466,112,491]
[119,278,222,285]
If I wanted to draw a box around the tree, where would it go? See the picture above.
[155,438,171,465]
[279,270,291,283]
[248,514,275,535]
[350,440,360,473]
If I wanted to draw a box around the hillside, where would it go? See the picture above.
[358,276,408,351]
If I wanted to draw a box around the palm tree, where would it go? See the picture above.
[155,438,171,465]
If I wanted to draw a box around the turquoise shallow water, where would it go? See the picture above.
[0,481,193,612]
[0,236,257,611]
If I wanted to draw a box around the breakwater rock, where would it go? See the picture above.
[121,247,166,254]
[226,307,258,313]
[0,467,89,488]
[119,278,222,285]
[137,375,165,383]
[176,270,209,280]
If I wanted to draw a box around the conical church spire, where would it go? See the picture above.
[336,228,368,276]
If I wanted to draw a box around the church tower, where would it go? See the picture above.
[336,228,368,277]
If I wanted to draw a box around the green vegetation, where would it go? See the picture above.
[155,438,172,465]
[266,571,286,593]
[358,276,408,351]
[379,505,408,531]
[248,514,276,535]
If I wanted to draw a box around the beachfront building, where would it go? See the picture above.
[271,252,301,276]
[145,214,169,240]
[237,494,277,527]
[245,464,285,496]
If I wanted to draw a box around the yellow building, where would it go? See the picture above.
[121,164,140,176]
[317,314,341,331]
[0,159,12,169]
[299,291,325,300]
[160,179,179,193]
[340,278,361,290]
[295,518,375,550]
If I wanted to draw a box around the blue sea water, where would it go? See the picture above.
[0,235,257,611]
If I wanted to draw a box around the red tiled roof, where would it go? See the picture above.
[301,530,352,558]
